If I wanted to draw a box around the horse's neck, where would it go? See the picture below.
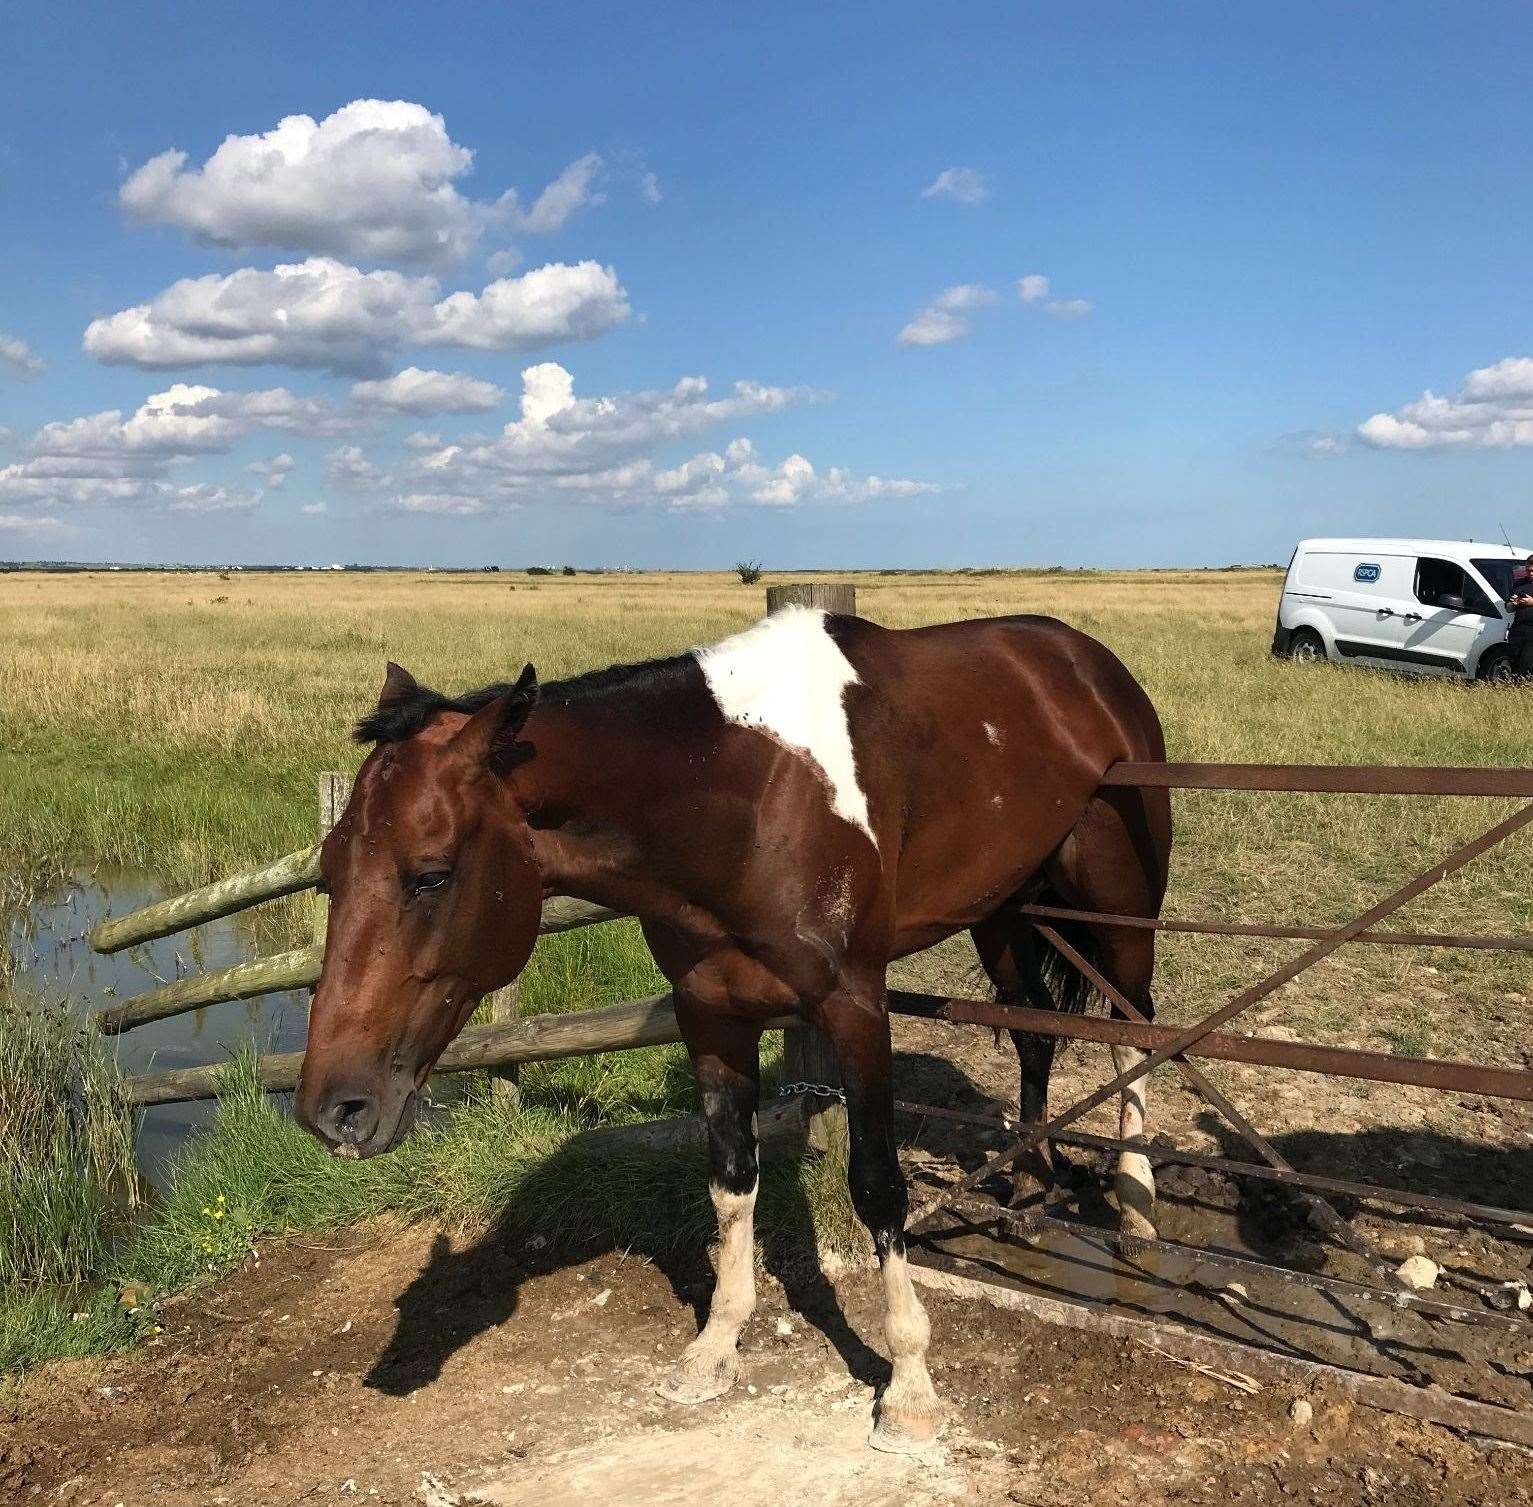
[509,697,704,924]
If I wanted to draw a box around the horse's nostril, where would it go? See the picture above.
[322,1094,379,1147]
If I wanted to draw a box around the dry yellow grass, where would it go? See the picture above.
[1,567,1528,1061]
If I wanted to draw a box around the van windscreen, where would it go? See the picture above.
[1473,557,1520,602]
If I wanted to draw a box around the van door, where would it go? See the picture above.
[1401,557,1501,673]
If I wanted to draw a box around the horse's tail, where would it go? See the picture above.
[1014,892,1099,1016]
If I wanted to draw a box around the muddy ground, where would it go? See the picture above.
[6,1215,1532,1507]
[8,967,1533,1505]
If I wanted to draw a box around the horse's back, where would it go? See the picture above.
[824,612,1166,949]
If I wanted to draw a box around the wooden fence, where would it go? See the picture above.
[87,583,853,1144]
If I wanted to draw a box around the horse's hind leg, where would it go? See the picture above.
[1046,790,1169,1242]
[656,999,762,1405]
[970,913,1060,1206]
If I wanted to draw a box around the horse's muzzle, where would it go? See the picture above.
[298,1075,418,1160]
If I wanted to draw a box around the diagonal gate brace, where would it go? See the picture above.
[909,796,1533,1281]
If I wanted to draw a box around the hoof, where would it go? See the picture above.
[1117,1206,1158,1244]
[870,1403,941,1454]
[655,1348,738,1405]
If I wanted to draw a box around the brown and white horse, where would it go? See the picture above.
[295,606,1171,1451]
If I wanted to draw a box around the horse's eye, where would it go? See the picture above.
[409,870,451,896]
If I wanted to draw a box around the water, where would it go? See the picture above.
[6,869,314,1189]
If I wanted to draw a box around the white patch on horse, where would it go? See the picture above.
[696,607,876,846]
[982,721,1004,748]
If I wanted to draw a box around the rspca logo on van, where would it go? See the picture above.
[1353,563,1381,583]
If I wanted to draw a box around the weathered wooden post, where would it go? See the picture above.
[764,583,855,1152]
[315,772,350,939]
[764,581,857,617]
[486,980,522,1105]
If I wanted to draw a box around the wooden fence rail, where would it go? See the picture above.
[94,894,622,1036]
[122,992,799,1106]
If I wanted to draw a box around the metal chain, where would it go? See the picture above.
[776,1080,847,1103]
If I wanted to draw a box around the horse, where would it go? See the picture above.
[294,605,1172,1452]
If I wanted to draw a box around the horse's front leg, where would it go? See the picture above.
[821,980,942,1453]
[656,1001,762,1404]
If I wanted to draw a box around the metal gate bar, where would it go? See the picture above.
[908,791,1533,1250]
[894,1099,1533,1234]
[1033,919,1399,1282]
[922,1190,1531,1340]
[1017,902,1533,953]
[1100,762,1533,796]
[921,993,1533,1100]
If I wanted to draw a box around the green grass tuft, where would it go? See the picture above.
[0,997,139,1289]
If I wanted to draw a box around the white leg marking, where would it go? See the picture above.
[870,1248,942,1453]
[656,1180,757,1405]
[1111,1044,1157,1239]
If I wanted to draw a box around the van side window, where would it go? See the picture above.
[1414,557,1495,616]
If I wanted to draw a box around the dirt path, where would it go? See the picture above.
[6,1217,1530,1507]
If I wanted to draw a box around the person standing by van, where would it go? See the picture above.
[1507,555,1533,679]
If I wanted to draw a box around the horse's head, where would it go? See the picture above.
[295,662,543,1159]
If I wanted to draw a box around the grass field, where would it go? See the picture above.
[2,566,1529,1052]
[2,566,1530,1372]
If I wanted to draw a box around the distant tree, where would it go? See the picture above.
[526,565,553,576]
[735,560,764,585]
[561,564,577,576]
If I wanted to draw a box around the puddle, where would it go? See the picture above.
[6,869,315,1189]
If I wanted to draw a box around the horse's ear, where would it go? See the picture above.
[377,661,420,712]
[453,664,538,773]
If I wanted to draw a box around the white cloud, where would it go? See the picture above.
[0,513,77,539]
[0,333,44,377]
[921,167,989,206]
[1017,275,1092,319]
[1358,356,1533,450]
[85,257,631,376]
[404,430,444,450]
[640,171,663,206]
[300,501,327,515]
[0,383,340,513]
[350,363,930,513]
[326,444,387,488]
[898,284,998,347]
[247,453,296,488]
[497,152,603,235]
[485,248,521,277]
[119,99,603,266]
[350,366,505,415]
[163,483,260,514]
[1045,297,1092,320]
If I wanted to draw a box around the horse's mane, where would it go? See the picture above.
[353,652,697,745]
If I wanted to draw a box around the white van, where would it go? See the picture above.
[1272,537,1528,682]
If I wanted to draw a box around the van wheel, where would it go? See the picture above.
[1288,628,1326,664]
[1477,648,1517,685]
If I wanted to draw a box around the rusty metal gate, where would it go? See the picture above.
[878,761,1533,1443]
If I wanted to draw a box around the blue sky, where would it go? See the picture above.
[4,1,1533,568]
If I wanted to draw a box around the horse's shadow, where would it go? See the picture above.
[1202,1115,1533,1263]
[362,1103,891,1398]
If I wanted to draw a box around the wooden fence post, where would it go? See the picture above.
[764,582,857,617]
[315,772,350,939]
[764,583,854,1152]
[487,980,522,1105]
